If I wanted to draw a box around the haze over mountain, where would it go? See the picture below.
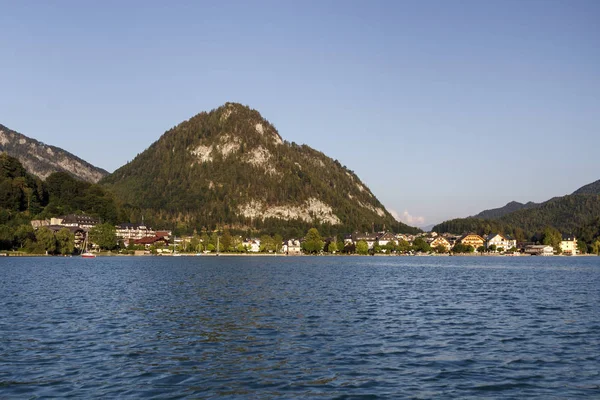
[0,124,108,183]
[102,103,419,236]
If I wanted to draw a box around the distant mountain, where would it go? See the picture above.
[573,179,600,195]
[473,200,540,219]
[435,178,600,237]
[434,193,600,237]
[494,194,600,234]
[102,103,420,236]
[420,224,436,232]
[0,124,108,183]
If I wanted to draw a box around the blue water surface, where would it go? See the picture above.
[1,256,599,399]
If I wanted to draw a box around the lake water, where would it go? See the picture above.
[1,256,599,399]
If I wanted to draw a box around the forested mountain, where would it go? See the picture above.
[0,124,108,183]
[434,193,600,239]
[471,178,600,220]
[473,200,540,219]
[498,194,600,234]
[102,103,419,237]
[573,179,600,195]
[436,177,600,240]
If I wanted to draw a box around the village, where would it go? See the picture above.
[28,214,580,256]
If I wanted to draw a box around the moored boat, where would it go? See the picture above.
[81,232,96,258]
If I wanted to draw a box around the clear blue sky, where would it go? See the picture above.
[1,0,598,227]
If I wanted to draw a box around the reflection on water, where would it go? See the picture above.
[1,256,599,398]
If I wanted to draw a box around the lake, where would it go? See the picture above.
[1,256,599,398]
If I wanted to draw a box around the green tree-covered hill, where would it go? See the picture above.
[102,103,419,236]
[433,193,600,239]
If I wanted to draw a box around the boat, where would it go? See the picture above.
[81,233,96,258]
[172,236,182,256]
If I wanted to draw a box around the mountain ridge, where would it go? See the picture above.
[473,200,540,219]
[573,179,600,195]
[0,124,108,183]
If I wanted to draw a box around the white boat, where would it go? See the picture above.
[172,236,181,256]
[81,233,96,258]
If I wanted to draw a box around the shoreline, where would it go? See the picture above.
[2,252,597,258]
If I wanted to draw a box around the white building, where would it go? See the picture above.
[51,214,99,230]
[115,223,156,240]
[524,245,554,256]
[560,234,578,255]
[376,232,397,247]
[430,236,452,251]
[352,232,378,249]
[284,239,302,255]
[243,239,261,253]
[486,233,516,251]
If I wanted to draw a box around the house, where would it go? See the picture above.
[243,238,261,252]
[51,214,99,230]
[46,225,86,248]
[284,239,302,255]
[517,241,534,251]
[443,233,461,242]
[459,233,485,250]
[133,236,170,248]
[155,231,172,240]
[352,232,378,249]
[395,234,409,242]
[116,223,156,240]
[486,233,505,250]
[376,232,397,247]
[504,235,517,250]
[560,234,578,255]
[486,233,516,251]
[343,234,353,246]
[430,236,452,252]
[524,244,554,256]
